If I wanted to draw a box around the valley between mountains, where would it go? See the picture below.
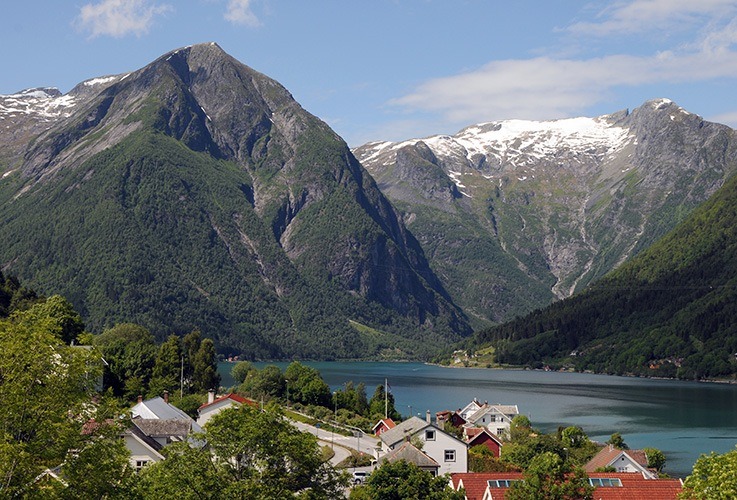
[2,43,737,374]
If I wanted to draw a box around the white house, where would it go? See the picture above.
[125,393,202,471]
[584,445,657,479]
[197,392,256,427]
[123,420,166,472]
[378,416,467,475]
[464,403,519,439]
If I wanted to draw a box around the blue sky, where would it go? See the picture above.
[3,1,737,146]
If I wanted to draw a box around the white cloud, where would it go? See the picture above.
[77,0,172,38]
[391,47,737,126]
[224,0,261,27]
[390,0,737,128]
[566,0,737,36]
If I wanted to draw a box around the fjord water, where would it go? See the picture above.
[219,361,737,478]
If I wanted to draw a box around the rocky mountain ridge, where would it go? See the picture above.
[0,43,468,358]
[354,100,737,326]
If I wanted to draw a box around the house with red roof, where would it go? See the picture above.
[437,409,467,428]
[450,472,682,500]
[464,427,503,457]
[372,418,396,436]
[196,392,257,427]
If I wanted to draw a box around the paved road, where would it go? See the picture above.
[291,419,381,463]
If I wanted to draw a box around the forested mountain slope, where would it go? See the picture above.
[467,171,737,379]
[0,43,469,359]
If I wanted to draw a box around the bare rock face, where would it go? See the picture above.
[354,99,737,327]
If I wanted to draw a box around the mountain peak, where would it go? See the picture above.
[0,43,469,358]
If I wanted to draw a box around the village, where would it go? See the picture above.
[114,388,685,499]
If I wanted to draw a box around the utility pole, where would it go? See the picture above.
[332,391,337,450]
[180,355,184,398]
[384,378,388,419]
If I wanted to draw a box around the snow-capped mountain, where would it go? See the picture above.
[354,99,737,327]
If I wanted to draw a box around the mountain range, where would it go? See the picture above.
[354,103,737,328]
[2,43,736,363]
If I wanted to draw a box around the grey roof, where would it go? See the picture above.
[125,422,164,453]
[379,416,431,447]
[131,396,203,433]
[466,404,519,424]
[382,441,439,469]
[132,417,192,438]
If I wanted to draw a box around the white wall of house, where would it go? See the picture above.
[197,399,238,427]
[124,434,162,472]
[611,454,651,475]
[418,427,468,475]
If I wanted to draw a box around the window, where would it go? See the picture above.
[490,415,496,422]
[496,428,505,436]
[135,460,149,472]
[425,429,435,441]
[589,478,622,487]
[444,450,456,462]
[488,479,520,488]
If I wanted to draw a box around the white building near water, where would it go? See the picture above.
[377,415,468,475]
[458,399,519,439]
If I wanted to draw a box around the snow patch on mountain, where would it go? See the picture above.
[83,76,120,87]
[0,87,77,121]
[436,116,633,167]
[355,115,635,194]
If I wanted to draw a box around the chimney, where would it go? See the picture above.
[137,395,143,404]
[426,410,431,424]
[208,389,216,404]
[163,390,169,404]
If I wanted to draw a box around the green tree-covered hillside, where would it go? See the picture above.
[469,171,737,379]
[0,43,469,360]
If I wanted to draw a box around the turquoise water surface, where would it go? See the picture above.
[219,361,737,478]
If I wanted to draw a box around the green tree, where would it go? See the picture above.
[561,426,587,449]
[93,323,157,399]
[182,329,201,389]
[334,381,370,416]
[230,361,254,385]
[192,338,220,393]
[606,432,628,450]
[240,364,286,401]
[506,452,594,500]
[149,335,183,398]
[468,445,513,473]
[643,447,667,474]
[502,433,565,470]
[15,294,85,345]
[136,404,347,498]
[509,414,533,442]
[62,428,135,499]
[209,404,347,496]
[368,384,401,420]
[284,361,331,406]
[0,299,101,495]
[680,447,737,499]
[134,441,223,500]
[350,460,464,500]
